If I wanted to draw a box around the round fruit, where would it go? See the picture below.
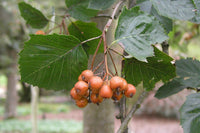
[70,88,82,100]
[112,91,123,101]
[120,78,128,91]
[90,93,103,104]
[110,76,123,90]
[99,85,113,98]
[76,98,88,108]
[124,84,136,98]
[78,75,82,81]
[74,81,88,96]
[81,70,93,82]
[91,88,99,94]
[35,30,45,35]
[89,76,103,91]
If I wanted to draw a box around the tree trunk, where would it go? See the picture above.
[83,6,121,133]
[4,49,18,119]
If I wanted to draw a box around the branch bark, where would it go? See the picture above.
[117,91,148,133]
[161,41,169,54]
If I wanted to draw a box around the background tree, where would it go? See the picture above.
[0,2,26,119]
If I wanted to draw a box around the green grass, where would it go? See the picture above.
[0,119,82,133]
[0,103,71,116]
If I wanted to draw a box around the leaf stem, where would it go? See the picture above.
[62,18,69,35]
[103,33,109,80]
[90,37,103,70]
[108,50,118,75]
[93,60,104,73]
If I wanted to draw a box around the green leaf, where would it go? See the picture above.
[176,58,200,88]
[18,2,48,29]
[68,21,103,55]
[155,78,186,99]
[180,93,200,133]
[190,0,200,23]
[124,46,175,90]
[65,0,98,21]
[19,34,88,90]
[115,7,168,61]
[88,0,116,10]
[155,58,200,99]
[137,0,173,33]
[151,0,196,21]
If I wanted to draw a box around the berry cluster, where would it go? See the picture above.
[70,70,136,108]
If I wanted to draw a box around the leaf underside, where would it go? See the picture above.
[151,0,195,21]
[137,0,173,33]
[115,6,168,61]
[180,93,200,133]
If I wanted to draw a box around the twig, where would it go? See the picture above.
[109,48,124,57]
[117,91,148,133]
[161,41,169,54]
[108,50,118,75]
[62,18,69,35]
[46,25,61,34]
[93,60,104,73]
[108,67,115,76]
[103,33,109,80]
[103,0,124,33]
[90,37,103,70]
[81,36,101,45]
[119,96,126,121]
[101,0,125,80]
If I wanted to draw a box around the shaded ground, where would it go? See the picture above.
[15,109,183,133]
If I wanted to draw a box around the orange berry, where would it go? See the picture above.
[90,93,103,104]
[120,78,128,91]
[81,70,93,82]
[70,88,82,100]
[74,81,88,96]
[76,98,88,108]
[91,88,99,94]
[112,91,123,101]
[35,30,45,35]
[99,84,113,98]
[110,76,124,90]
[90,93,99,103]
[84,90,89,97]
[78,75,82,81]
[124,84,136,98]
[89,76,103,92]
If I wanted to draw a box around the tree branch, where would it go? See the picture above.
[81,35,102,45]
[161,41,169,54]
[117,91,148,133]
